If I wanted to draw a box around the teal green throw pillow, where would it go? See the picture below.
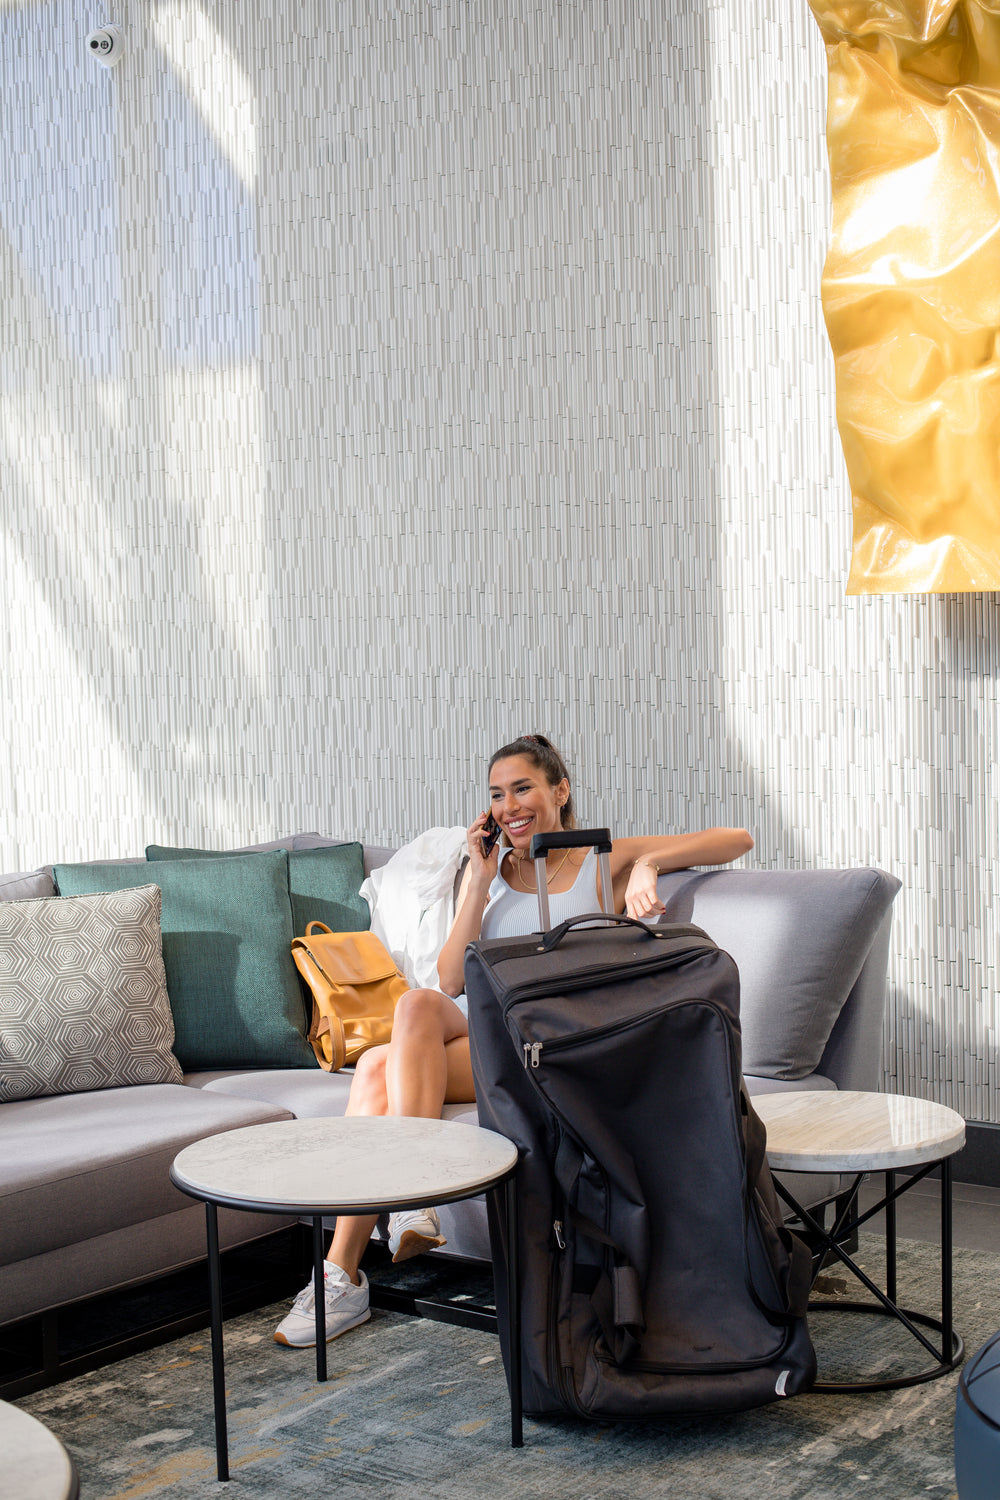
[53,851,316,1072]
[144,842,370,935]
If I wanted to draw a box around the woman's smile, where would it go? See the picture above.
[506,816,533,834]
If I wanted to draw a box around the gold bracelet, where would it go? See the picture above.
[635,857,659,874]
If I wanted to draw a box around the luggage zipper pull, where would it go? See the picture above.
[553,1220,566,1250]
[522,1041,542,1069]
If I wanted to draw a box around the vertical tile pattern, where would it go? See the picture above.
[1,1,997,1120]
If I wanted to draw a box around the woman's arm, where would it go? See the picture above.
[608,828,754,919]
[435,815,498,996]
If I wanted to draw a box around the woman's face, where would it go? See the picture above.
[488,755,569,849]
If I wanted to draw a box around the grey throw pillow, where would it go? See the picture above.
[0,868,56,902]
[657,867,901,1080]
[0,885,182,1102]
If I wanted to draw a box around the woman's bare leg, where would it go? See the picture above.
[326,991,474,1282]
[325,1045,389,1281]
[441,1035,475,1104]
[384,989,471,1117]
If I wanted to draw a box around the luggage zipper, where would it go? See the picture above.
[546,1233,573,1409]
[516,998,715,1068]
[596,1335,798,1377]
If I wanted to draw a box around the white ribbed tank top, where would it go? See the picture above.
[479,845,602,940]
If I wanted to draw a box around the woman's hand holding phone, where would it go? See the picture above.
[468,811,501,884]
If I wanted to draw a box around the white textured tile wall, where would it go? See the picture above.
[2,0,998,1120]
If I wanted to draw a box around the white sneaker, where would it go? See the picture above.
[274,1264,370,1348]
[387,1206,446,1262]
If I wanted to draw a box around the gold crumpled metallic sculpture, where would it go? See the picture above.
[808,0,1000,593]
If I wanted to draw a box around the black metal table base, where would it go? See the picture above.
[204,1174,521,1482]
[775,1157,964,1394]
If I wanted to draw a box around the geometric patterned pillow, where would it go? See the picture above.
[0,884,182,1102]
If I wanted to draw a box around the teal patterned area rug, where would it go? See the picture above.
[16,1235,992,1500]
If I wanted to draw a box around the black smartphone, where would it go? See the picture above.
[481,811,502,858]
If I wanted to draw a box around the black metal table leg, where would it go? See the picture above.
[313,1216,327,1383]
[773,1160,963,1392]
[941,1156,954,1364]
[205,1202,229,1482]
[885,1169,897,1305]
[504,1173,523,1448]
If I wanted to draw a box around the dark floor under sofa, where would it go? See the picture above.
[0,833,901,1397]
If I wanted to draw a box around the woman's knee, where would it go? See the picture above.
[348,1044,389,1112]
[391,987,448,1037]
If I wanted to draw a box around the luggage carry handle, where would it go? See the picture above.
[529,828,614,931]
[538,912,667,953]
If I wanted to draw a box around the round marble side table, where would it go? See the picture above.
[171,1115,520,1481]
[0,1400,79,1500]
[754,1089,967,1393]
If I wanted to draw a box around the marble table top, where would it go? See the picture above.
[171,1116,518,1215]
[0,1400,76,1500]
[753,1090,966,1172]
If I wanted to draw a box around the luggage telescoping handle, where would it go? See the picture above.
[529,828,614,931]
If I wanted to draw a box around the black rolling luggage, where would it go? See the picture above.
[465,830,816,1421]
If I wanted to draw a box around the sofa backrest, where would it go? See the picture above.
[362,844,395,875]
[0,869,56,902]
[0,835,394,905]
[0,844,898,1096]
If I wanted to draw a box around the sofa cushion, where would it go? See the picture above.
[0,1202,299,1326]
[744,1074,837,1096]
[0,1083,293,1264]
[0,885,182,1102]
[657,867,901,1080]
[188,1067,356,1117]
[145,841,369,935]
[53,851,316,1071]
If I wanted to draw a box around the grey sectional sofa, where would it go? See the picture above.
[0,836,901,1394]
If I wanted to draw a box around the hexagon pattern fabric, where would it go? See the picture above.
[0,885,182,1102]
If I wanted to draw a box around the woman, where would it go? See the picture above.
[275,734,753,1348]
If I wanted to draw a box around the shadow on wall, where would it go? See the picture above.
[940,594,1000,680]
[886,979,1000,1122]
[1,6,272,862]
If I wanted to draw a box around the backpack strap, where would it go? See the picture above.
[569,1209,645,1364]
[554,1132,646,1365]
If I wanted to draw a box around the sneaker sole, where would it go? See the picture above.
[274,1306,371,1349]
[390,1230,447,1264]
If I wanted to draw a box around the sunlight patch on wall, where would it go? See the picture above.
[1,391,132,652]
[160,362,269,694]
[151,2,256,188]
